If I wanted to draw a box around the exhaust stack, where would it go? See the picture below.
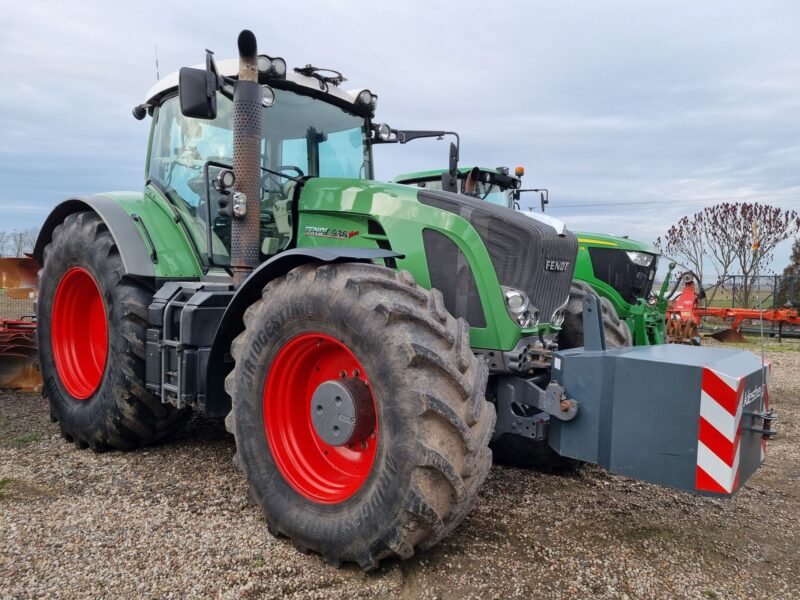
[231,30,262,285]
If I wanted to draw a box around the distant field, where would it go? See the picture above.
[704,287,775,309]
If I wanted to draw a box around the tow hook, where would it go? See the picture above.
[746,409,778,438]
[496,377,578,421]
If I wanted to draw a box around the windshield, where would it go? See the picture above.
[148,88,371,266]
[475,182,509,206]
[403,176,512,207]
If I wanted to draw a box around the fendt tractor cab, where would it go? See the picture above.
[394,165,675,347]
[35,31,775,570]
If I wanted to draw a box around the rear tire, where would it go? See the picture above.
[37,211,188,450]
[492,281,631,472]
[225,262,494,570]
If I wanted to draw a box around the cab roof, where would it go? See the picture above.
[144,58,371,109]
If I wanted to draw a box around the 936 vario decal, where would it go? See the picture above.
[304,226,360,240]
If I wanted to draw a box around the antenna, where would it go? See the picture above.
[155,44,160,80]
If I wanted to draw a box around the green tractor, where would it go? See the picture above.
[34,31,774,569]
[393,165,675,347]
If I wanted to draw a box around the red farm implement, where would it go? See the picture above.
[0,257,41,391]
[666,273,800,343]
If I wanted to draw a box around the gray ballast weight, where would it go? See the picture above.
[549,342,774,497]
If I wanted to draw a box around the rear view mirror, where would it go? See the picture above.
[179,67,218,120]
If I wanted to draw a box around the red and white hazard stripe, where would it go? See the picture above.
[696,368,745,494]
[696,363,772,494]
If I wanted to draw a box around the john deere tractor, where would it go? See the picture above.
[394,165,675,347]
[35,31,774,569]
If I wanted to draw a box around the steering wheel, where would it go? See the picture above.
[261,165,305,193]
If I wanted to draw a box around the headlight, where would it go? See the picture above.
[215,169,235,190]
[261,85,275,107]
[375,123,391,141]
[502,286,539,328]
[626,251,654,267]
[504,287,527,311]
[357,89,374,105]
[357,89,378,112]
[257,55,287,79]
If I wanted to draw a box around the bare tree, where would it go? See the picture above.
[701,204,739,303]
[730,204,800,307]
[656,213,707,281]
[10,227,39,257]
[658,203,800,306]
[776,237,800,307]
[21,227,39,256]
[0,230,10,257]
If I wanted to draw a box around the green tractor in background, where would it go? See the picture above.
[33,31,772,569]
[393,164,675,348]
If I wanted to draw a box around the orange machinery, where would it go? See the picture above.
[666,273,800,343]
[0,257,41,391]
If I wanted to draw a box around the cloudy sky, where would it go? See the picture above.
[2,1,799,271]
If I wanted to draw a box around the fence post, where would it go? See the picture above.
[773,275,778,310]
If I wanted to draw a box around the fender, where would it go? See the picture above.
[34,196,156,277]
[204,247,400,414]
[33,192,203,279]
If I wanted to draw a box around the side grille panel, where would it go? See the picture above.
[422,228,486,327]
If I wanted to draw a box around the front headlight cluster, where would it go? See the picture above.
[502,286,540,328]
[626,251,655,267]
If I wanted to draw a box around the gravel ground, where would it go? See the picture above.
[1,341,798,599]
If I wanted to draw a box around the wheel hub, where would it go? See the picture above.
[263,332,379,504]
[310,378,375,447]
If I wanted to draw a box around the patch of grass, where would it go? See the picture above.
[0,478,10,499]
[250,554,265,569]
[13,432,41,448]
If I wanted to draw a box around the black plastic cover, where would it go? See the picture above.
[422,228,486,327]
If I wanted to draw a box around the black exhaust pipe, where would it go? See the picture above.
[231,30,262,285]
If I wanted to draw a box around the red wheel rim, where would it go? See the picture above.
[51,267,108,399]
[263,333,378,504]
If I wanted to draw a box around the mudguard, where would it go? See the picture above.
[33,192,203,279]
[34,197,155,276]
[204,247,400,414]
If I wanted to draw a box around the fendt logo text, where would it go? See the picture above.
[545,260,570,272]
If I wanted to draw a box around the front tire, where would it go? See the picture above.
[37,211,188,450]
[224,262,494,570]
[558,280,633,349]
